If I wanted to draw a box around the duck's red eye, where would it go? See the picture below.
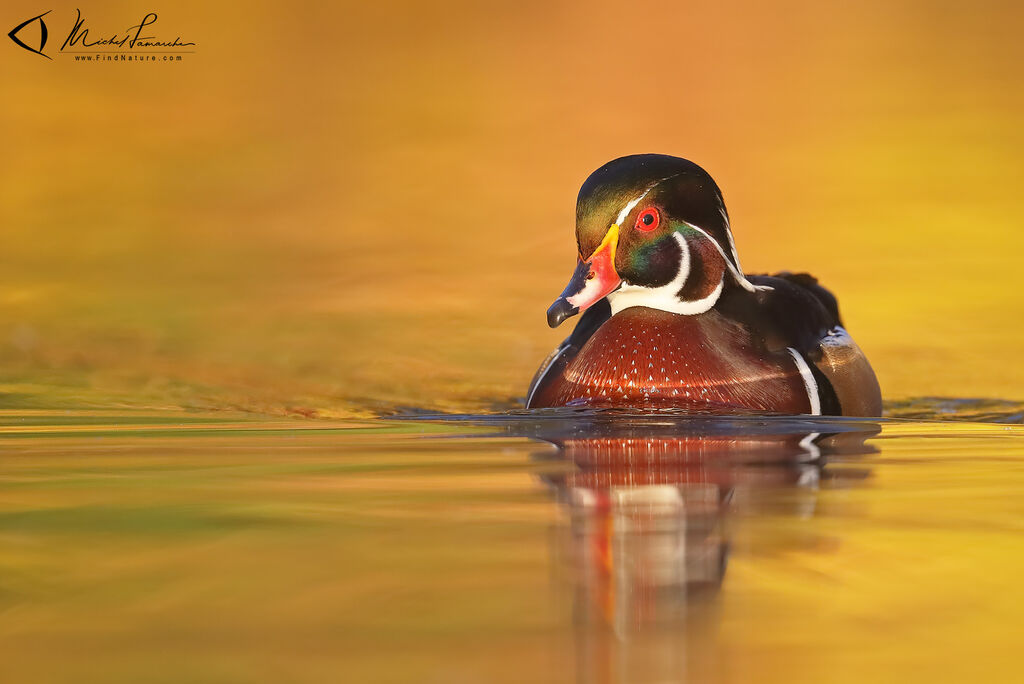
[635,208,660,232]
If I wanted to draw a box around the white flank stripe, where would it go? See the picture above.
[787,347,821,415]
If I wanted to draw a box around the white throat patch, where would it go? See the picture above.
[606,232,724,316]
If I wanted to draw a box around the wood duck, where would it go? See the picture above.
[526,154,882,416]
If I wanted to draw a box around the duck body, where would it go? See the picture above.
[529,305,813,412]
[527,154,882,417]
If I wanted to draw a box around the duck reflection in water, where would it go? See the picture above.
[519,413,879,682]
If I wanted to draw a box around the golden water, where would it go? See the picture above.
[2,407,1023,682]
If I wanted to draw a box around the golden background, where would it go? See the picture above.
[2,0,1022,415]
[2,5,1024,682]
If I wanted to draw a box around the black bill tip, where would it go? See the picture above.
[546,298,579,328]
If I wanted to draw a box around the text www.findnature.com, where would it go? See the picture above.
[73,54,184,62]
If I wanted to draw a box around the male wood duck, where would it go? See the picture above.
[526,154,882,416]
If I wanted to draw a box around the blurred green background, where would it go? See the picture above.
[2,0,1022,416]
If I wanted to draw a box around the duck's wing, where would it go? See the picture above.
[526,299,611,408]
[740,272,882,417]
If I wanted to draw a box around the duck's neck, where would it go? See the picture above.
[607,230,735,317]
[607,277,723,317]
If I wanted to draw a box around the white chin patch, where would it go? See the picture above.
[607,233,724,316]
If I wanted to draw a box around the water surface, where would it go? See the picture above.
[2,404,1022,683]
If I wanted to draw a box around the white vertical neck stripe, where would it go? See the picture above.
[607,232,724,316]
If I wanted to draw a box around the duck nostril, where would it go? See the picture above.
[586,271,596,280]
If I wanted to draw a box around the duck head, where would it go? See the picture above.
[547,154,761,328]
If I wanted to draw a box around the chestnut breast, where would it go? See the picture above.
[533,307,812,412]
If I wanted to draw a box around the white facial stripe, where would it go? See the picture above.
[603,180,770,316]
[614,187,653,226]
[607,232,723,317]
[787,348,822,415]
[612,173,686,228]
